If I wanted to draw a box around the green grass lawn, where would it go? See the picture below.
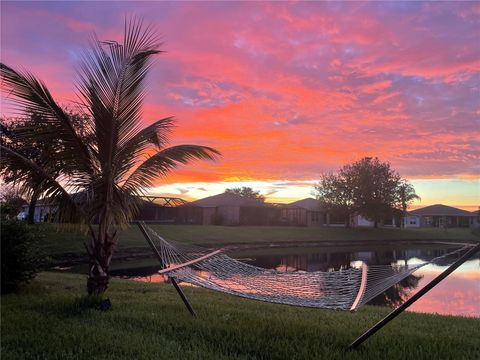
[39,223,479,262]
[1,272,479,360]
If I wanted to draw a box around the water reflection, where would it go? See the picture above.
[368,274,423,308]
[111,244,480,317]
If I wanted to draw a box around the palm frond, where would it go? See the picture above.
[75,17,162,176]
[122,145,220,194]
[114,117,174,180]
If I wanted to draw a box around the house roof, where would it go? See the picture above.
[286,198,323,211]
[188,192,267,208]
[409,204,473,217]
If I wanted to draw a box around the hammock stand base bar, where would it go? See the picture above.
[348,242,480,350]
[136,221,197,317]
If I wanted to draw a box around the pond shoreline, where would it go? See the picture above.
[51,238,473,267]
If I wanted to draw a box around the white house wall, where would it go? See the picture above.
[356,215,375,227]
[404,215,420,228]
[18,205,57,222]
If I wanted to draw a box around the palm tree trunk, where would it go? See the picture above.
[86,224,117,295]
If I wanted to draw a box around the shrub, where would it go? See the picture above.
[1,220,46,294]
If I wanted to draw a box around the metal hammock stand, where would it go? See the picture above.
[136,222,480,348]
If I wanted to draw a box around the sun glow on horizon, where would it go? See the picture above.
[147,178,479,211]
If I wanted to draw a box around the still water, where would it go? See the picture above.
[111,243,480,317]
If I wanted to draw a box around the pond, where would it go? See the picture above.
[108,242,480,318]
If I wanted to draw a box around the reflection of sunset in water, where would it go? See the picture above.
[129,274,168,283]
[406,263,480,318]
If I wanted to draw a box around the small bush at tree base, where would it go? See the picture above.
[1,220,46,294]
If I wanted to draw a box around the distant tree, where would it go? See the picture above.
[314,173,355,228]
[225,187,265,202]
[396,180,421,228]
[0,19,219,295]
[314,157,405,228]
[0,185,27,219]
[348,157,401,227]
[1,109,91,223]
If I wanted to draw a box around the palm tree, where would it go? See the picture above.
[397,181,420,228]
[0,18,220,295]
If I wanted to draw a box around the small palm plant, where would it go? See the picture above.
[0,18,219,295]
[397,181,421,228]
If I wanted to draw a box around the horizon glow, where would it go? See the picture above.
[1,1,479,208]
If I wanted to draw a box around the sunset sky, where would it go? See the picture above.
[1,1,479,209]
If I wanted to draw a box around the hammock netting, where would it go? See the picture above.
[145,226,474,311]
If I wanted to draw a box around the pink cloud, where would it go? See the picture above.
[359,80,392,93]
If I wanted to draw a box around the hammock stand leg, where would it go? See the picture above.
[136,222,197,317]
[348,242,480,350]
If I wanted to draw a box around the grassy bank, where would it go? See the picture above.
[38,224,479,262]
[2,272,479,360]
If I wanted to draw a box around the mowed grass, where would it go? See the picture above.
[1,272,479,360]
[39,223,479,260]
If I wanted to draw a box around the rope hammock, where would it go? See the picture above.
[143,225,475,312]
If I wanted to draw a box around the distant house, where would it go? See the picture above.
[282,198,326,226]
[282,198,397,228]
[17,200,57,222]
[406,204,477,228]
[403,214,420,228]
[471,210,480,227]
[17,192,87,222]
[186,192,275,225]
[186,195,332,227]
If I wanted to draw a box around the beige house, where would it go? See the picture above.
[406,204,477,228]
[282,198,326,226]
[187,192,272,225]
